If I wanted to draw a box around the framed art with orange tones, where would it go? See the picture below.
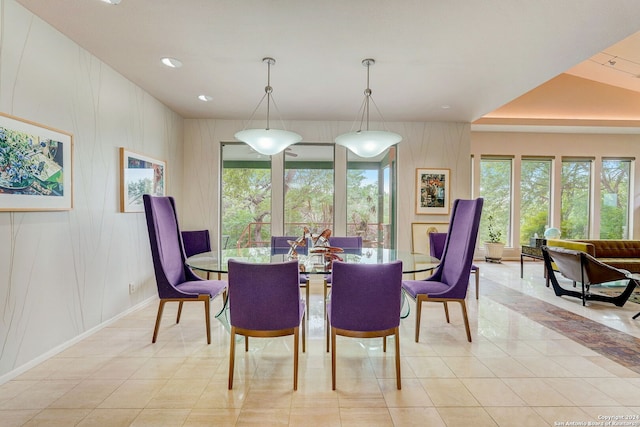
[415,168,449,215]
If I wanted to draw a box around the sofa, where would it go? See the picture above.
[546,239,640,273]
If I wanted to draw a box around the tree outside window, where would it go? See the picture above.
[221,151,272,249]
[347,148,395,248]
[600,159,630,239]
[479,158,512,245]
[561,159,591,239]
[520,159,551,244]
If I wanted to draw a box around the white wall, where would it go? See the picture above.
[0,0,184,381]
[182,119,471,252]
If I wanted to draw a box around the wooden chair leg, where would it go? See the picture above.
[331,328,337,390]
[443,301,450,323]
[302,311,306,353]
[459,300,472,342]
[394,328,401,390]
[204,297,211,345]
[414,298,423,343]
[228,327,236,389]
[152,300,166,343]
[245,336,249,352]
[383,336,386,352]
[176,301,184,323]
[293,327,299,391]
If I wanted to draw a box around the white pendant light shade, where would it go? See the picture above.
[335,58,402,158]
[234,128,302,156]
[235,57,301,156]
[335,130,401,158]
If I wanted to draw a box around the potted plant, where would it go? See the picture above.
[484,215,505,263]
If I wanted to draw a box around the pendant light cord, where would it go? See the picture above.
[265,58,273,130]
[240,57,292,133]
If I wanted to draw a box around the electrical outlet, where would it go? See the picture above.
[129,283,136,294]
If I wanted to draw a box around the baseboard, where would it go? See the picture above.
[0,296,156,386]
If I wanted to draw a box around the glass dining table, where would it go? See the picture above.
[185,246,439,276]
[185,247,440,328]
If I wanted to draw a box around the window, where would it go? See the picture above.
[346,147,396,248]
[561,159,591,239]
[221,143,272,249]
[479,158,512,245]
[520,158,551,243]
[284,144,334,237]
[600,159,631,239]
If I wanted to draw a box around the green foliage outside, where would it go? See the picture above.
[520,160,550,243]
[600,160,630,239]
[222,167,272,248]
[347,169,388,243]
[222,162,388,248]
[561,161,590,239]
[284,168,334,236]
[479,159,630,244]
[479,159,511,244]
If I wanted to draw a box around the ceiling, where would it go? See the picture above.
[15,0,640,123]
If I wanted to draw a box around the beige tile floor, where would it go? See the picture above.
[1,260,640,426]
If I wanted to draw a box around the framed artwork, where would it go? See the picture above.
[411,222,449,255]
[416,168,450,215]
[119,148,166,213]
[0,113,73,211]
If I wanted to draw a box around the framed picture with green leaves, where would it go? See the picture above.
[0,113,73,211]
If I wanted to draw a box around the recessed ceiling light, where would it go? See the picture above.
[198,95,213,102]
[441,105,451,109]
[161,57,182,68]
[100,0,121,4]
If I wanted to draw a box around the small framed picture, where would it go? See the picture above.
[415,168,450,215]
[119,148,166,213]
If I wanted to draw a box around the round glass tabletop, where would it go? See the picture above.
[186,247,439,275]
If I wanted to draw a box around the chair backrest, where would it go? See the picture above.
[428,232,447,259]
[227,259,303,330]
[143,195,189,298]
[181,229,211,258]
[271,236,308,255]
[542,245,628,286]
[328,236,363,254]
[329,260,403,331]
[433,198,483,297]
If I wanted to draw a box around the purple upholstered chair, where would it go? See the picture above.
[324,236,363,352]
[429,232,480,299]
[327,260,403,390]
[227,259,306,390]
[182,229,213,279]
[181,229,211,258]
[271,236,311,312]
[143,195,227,344]
[403,198,483,343]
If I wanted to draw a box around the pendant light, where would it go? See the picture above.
[235,57,302,156]
[335,58,402,158]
